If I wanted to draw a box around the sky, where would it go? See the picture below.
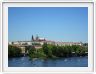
[8,7,88,43]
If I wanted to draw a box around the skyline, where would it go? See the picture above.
[8,7,88,43]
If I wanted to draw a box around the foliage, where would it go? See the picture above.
[8,45,22,58]
[28,43,88,59]
[28,46,37,58]
[27,46,46,59]
[8,42,88,59]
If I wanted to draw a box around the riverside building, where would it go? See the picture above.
[9,35,82,46]
[8,35,83,54]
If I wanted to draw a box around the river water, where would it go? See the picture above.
[8,56,88,67]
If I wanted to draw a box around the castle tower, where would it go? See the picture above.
[32,35,34,41]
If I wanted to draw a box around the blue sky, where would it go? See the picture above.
[8,7,88,43]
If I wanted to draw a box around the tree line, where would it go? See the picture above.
[8,43,88,58]
[28,43,88,59]
[8,45,22,58]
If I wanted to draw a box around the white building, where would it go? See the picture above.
[8,35,82,46]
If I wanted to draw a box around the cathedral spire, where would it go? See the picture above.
[32,35,34,41]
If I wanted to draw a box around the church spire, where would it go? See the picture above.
[32,35,34,41]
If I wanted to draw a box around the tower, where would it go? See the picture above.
[32,35,34,41]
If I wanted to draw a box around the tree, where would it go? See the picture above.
[27,43,88,59]
[8,45,22,58]
[28,46,37,58]
[37,48,46,58]
[42,43,48,56]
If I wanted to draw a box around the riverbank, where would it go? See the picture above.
[28,43,88,59]
[8,43,88,59]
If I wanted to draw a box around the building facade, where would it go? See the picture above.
[9,35,82,46]
[8,35,83,54]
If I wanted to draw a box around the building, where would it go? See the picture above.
[8,35,83,53]
[9,35,82,46]
[55,42,82,46]
[8,35,83,54]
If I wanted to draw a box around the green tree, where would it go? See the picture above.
[37,48,46,58]
[28,46,37,58]
[42,43,48,56]
[8,45,22,58]
[27,43,88,59]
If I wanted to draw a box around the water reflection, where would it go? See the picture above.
[8,56,88,67]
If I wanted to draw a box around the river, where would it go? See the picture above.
[8,56,88,67]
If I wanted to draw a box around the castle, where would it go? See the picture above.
[8,35,82,54]
[9,35,82,46]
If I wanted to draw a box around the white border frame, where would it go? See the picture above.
[93,1,95,73]
[2,0,95,2]
[2,2,94,73]
[0,1,2,72]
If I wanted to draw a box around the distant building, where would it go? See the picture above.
[55,42,82,46]
[9,35,82,46]
[8,35,83,54]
